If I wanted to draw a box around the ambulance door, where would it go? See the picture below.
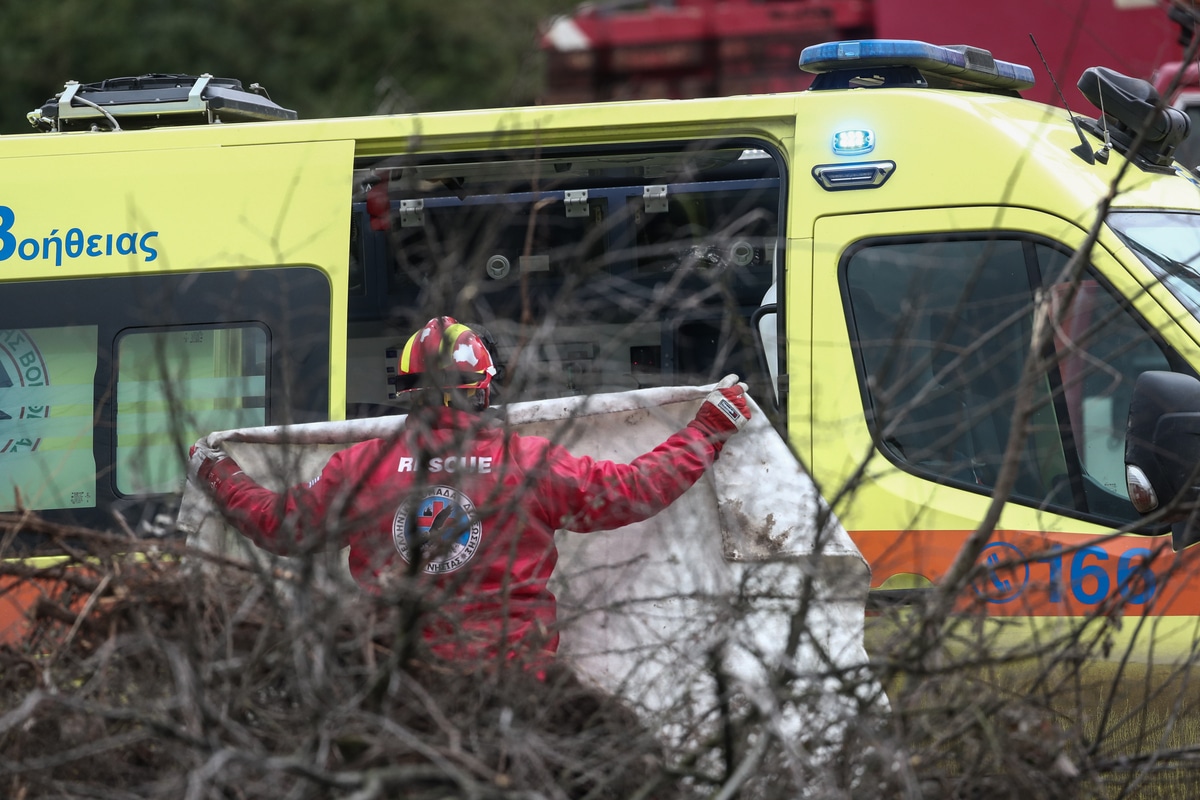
[0,139,352,537]
[810,208,1200,629]
[0,269,332,538]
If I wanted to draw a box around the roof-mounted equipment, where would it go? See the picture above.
[1076,67,1190,172]
[27,73,297,133]
[799,39,1035,95]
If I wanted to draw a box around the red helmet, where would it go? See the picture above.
[393,317,497,408]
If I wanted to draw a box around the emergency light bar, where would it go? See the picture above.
[800,39,1035,94]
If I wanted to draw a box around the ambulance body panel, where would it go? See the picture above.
[3,45,1200,674]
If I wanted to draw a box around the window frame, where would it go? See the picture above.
[346,138,789,421]
[0,267,332,541]
[839,231,1182,531]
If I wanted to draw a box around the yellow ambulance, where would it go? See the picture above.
[3,43,1200,677]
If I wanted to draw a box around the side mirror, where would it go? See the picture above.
[1125,370,1200,548]
[1077,67,1191,169]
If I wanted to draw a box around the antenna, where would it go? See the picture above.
[1028,33,1095,165]
[1093,79,1113,164]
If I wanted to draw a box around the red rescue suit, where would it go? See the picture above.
[201,405,732,662]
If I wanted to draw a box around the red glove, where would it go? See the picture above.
[692,378,751,441]
[188,441,244,497]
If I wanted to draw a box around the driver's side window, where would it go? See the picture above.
[844,235,1172,525]
[1040,246,1172,519]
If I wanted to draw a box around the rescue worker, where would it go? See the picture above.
[189,316,751,664]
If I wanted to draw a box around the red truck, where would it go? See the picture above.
[1154,3,1200,167]
[541,0,1185,110]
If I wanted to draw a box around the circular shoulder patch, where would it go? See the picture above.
[392,485,483,575]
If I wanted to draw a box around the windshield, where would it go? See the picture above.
[1108,211,1200,315]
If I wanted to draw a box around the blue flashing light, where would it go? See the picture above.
[799,39,1035,93]
[833,128,874,155]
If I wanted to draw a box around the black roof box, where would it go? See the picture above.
[27,73,297,132]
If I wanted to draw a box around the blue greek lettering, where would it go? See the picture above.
[65,228,84,258]
[43,229,62,267]
[0,206,14,260]
[139,231,159,262]
[0,210,164,265]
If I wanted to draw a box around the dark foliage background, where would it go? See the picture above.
[0,0,579,134]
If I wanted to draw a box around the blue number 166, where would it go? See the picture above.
[1036,546,1155,605]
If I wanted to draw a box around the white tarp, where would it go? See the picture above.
[177,383,875,757]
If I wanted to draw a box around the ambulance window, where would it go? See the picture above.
[115,325,268,496]
[846,238,1054,503]
[0,326,98,513]
[1039,246,1172,520]
[347,142,782,414]
[0,269,327,538]
[846,236,1175,525]
[1109,210,1200,313]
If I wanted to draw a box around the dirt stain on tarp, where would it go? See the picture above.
[720,497,790,560]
